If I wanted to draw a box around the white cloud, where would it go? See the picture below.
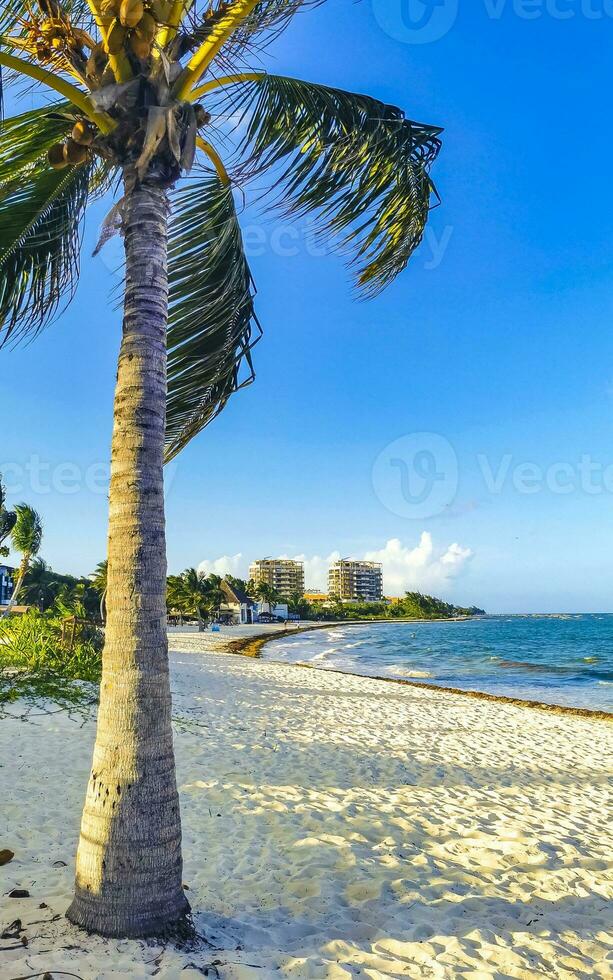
[197,553,246,578]
[196,534,473,596]
[440,541,473,568]
[364,533,473,596]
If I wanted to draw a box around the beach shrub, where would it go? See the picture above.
[0,607,103,704]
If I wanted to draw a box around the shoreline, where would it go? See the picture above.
[224,621,613,722]
[225,614,474,658]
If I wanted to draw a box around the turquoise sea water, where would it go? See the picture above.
[264,616,613,711]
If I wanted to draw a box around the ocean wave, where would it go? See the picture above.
[496,659,613,682]
[385,665,433,679]
[263,618,613,711]
[310,646,342,662]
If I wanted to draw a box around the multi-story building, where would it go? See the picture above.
[0,565,14,606]
[249,558,305,599]
[328,560,383,603]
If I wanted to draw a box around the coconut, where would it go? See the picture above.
[86,42,108,80]
[105,18,127,55]
[129,33,151,59]
[119,0,144,28]
[48,143,68,169]
[100,0,121,17]
[72,120,95,146]
[149,0,171,22]
[63,139,89,165]
[135,11,156,41]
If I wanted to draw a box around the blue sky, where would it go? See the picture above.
[3,0,613,612]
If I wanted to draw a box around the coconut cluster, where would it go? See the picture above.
[100,0,170,65]
[43,0,216,173]
[28,15,92,62]
[47,120,97,169]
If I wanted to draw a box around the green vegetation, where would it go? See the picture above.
[225,575,255,596]
[0,517,104,707]
[391,593,485,619]
[167,569,224,629]
[298,592,485,622]
[0,594,103,713]
[0,606,102,682]
[14,558,102,620]
[2,504,43,614]
[253,581,283,614]
[0,481,45,617]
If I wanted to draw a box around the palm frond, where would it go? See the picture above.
[165,171,261,462]
[0,152,93,346]
[181,0,321,59]
[217,73,442,295]
[233,0,323,50]
[0,1,97,103]
[11,503,43,557]
[0,101,74,187]
[0,510,16,547]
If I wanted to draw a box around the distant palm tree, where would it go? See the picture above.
[19,557,60,610]
[90,559,108,624]
[167,568,223,630]
[0,0,441,937]
[254,581,282,615]
[1,504,43,616]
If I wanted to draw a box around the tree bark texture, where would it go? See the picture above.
[67,182,189,937]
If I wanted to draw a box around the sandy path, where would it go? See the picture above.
[0,650,611,978]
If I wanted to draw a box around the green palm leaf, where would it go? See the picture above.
[165,171,261,462]
[0,102,75,187]
[11,502,43,557]
[0,510,16,547]
[227,0,324,52]
[183,1,322,59]
[219,73,442,295]
[0,155,92,344]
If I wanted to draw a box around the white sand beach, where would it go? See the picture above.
[1,635,612,978]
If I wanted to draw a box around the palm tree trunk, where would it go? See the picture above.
[67,181,189,937]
